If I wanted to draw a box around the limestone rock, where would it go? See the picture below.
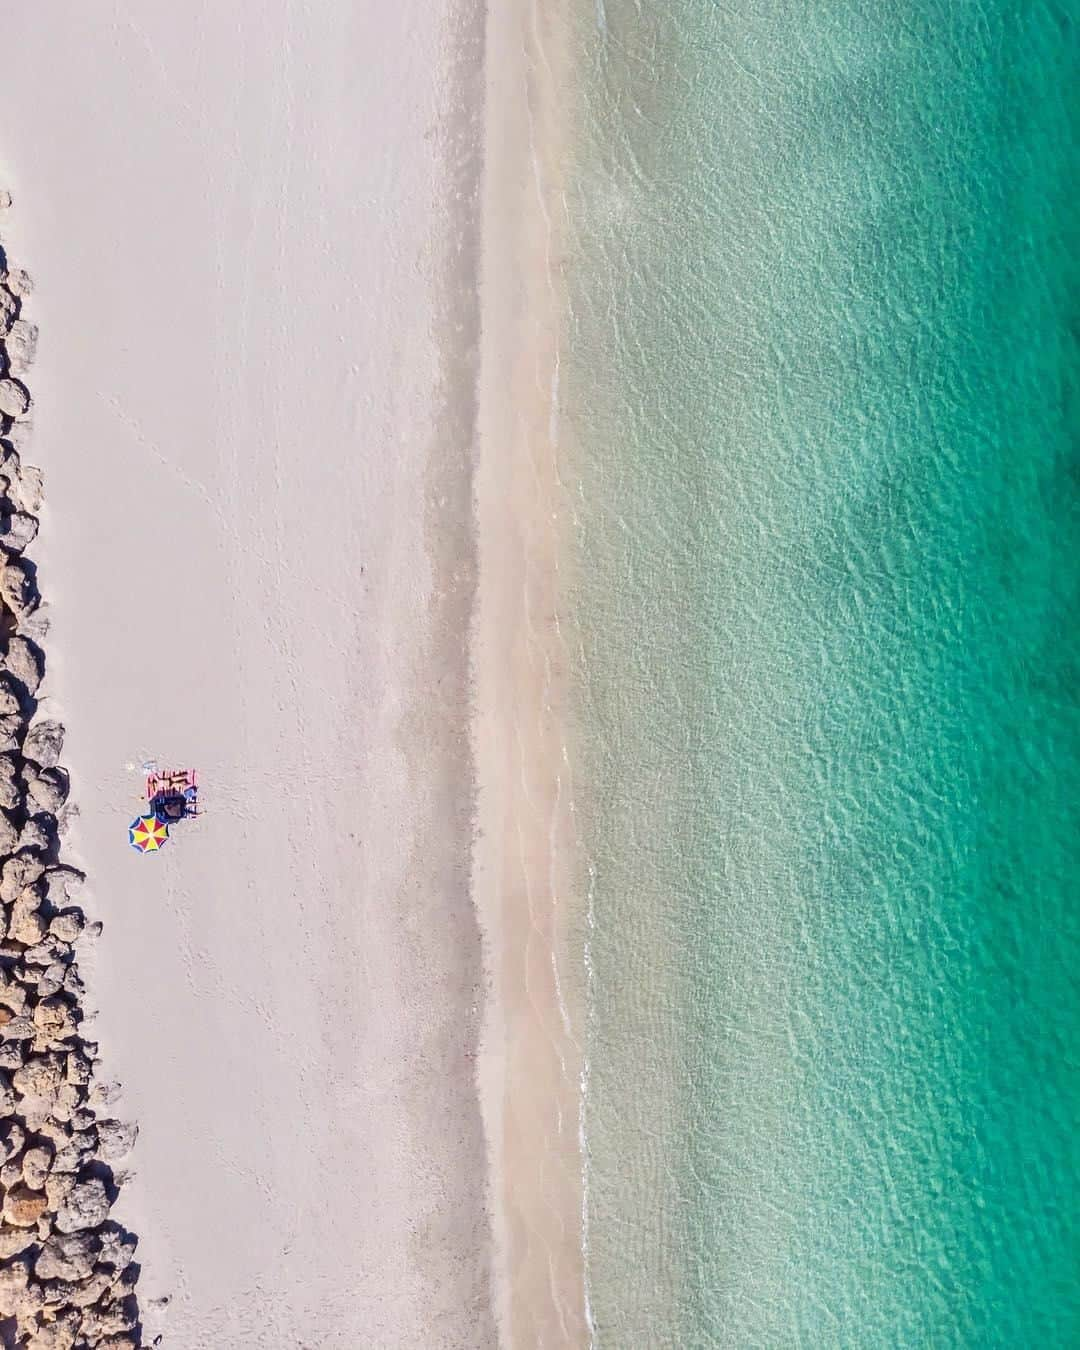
[45,1169,76,1208]
[0,753,23,810]
[49,911,85,944]
[0,282,15,334]
[0,1255,34,1316]
[55,1176,111,1233]
[0,713,21,752]
[23,718,64,768]
[3,633,43,690]
[27,767,69,813]
[3,1181,48,1227]
[26,1311,80,1350]
[12,877,45,909]
[33,1276,71,1309]
[97,1118,138,1164]
[4,267,33,298]
[63,1047,93,1086]
[0,683,18,719]
[0,556,39,615]
[12,1053,64,1128]
[10,906,47,946]
[21,1097,61,1134]
[0,507,39,554]
[0,852,44,902]
[71,1270,120,1310]
[36,961,66,998]
[0,1013,36,1040]
[41,865,84,906]
[19,813,54,853]
[61,963,85,999]
[0,970,27,1013]
[11,912,47,948]
[35,1117,66,1150]
[41,1269,95,1323]
[69,1106,95,1133]
[0,808,19,853]
[0,1116,24,1159]
[52,1125,96,1174]
[16,611,51,659]
[0,377,29,419]
[33,996,78,1042]
[23,937,69,968]
[12,1051,63,1099]
[80,1292,139,1339]
[10,461,43,515]
[0,1225,34,1259]
[4,317,37,373]
[21,1142,53,1189]
[88,1077,122,1109]
[0,1039,24,1068]
[50,1080,82,1122]
[97,1223,137,1275]
[34,1231,100,1284]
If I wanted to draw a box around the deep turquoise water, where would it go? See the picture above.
[562,1,1080,1344]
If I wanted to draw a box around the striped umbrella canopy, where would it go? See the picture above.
[129,814,169,853]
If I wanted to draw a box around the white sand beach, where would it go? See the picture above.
[0,4,500,1345]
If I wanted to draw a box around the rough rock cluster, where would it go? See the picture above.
[0,202,146,1347]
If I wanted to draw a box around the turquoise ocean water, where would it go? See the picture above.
[561,1,1079,1344]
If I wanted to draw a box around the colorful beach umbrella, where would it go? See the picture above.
[129,814,169,853]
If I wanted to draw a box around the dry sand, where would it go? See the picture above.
[0,3,498,1346]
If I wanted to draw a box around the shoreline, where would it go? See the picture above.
[473,0,592,1343]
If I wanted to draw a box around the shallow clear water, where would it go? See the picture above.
[562,1,1080,1344]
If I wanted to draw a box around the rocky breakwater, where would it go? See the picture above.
[0,201,146,1348]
